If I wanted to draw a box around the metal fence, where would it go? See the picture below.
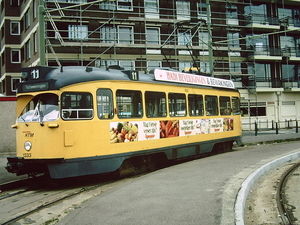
[243,119,299,136]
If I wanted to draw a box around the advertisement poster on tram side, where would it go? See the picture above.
[109,118,234,143]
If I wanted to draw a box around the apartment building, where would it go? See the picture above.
[0,0,300,127]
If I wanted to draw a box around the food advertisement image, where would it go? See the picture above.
[110,118,234,144]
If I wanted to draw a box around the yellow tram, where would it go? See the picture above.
[6,66,241,179]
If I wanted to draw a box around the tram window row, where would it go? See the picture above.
[61,89,240,120]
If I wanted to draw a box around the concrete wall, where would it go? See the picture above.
[0,101,16,155]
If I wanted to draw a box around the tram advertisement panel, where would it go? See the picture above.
[110,118,234,143]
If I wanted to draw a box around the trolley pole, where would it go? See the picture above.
[206,0,214,77]
[39,0,46,66]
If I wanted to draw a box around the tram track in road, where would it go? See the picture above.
[277,162,300,225]
[0,174,119,225]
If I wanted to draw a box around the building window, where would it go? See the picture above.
[11,78,21,92]
[11,49,21,63]
[10,21,20,35]
[33,0,37,19]
[10,0,20,6]
[226,4,239,25]
[34,32,38,53]
[68,25,88,40]
[282,64,296,81]
[118,26,133,44]
[278,8,293,26]
[246,34,269,55]
[199,31,209,49]
[197,2,207,21]
[100,26,116,43]
[119,61,135,70]
[99,1,116,10]
[230,62,241,73]
[96,59,118,68]
[244,4,267,24]
[240,102,266,117]
[178,30,191,46]
[199,61,210,74]
[146,27,160,45]
[176,1,190,20]
[25,40,31,61]
[25,10,30,29]
[227,32,240,48]
[47,0,87,2]
[117,0,133,11]
[280,36,295,56]
[145,0,159,18]
[147,61,161,72]
[249,63,270,82]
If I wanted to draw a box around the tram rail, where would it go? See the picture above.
[277,162,300,225]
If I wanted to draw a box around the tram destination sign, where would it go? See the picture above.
[22,82,49,92]
[154,69,235,89]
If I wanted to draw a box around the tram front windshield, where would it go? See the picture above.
[18,93,59,123]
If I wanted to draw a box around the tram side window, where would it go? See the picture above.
[205,95,218,116]
[220,96,231,115]
[169,93,186,117]
[97,89,113,119]
[145,91,166,118]
[61,92,93,120]
[116,90,143,118]
[232,97,241,115]
[188,94,204,116]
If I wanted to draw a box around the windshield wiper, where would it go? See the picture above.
[20,116,29,127]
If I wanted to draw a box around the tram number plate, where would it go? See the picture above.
[23,153,31,158]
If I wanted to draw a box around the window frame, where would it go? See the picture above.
[168,93,186,117]
[25,40,31,61]
[146,27,160,45]
[232,97,240,115]
[10,21,20,35]
[117,0,133,11]
[61,92,94,120]
[118,26,134,44]
[219,96,231,115]
[116,89,143,118]
[176,1,190,20]
[97,89,114,119]
[68,24,88,41]
[188,94,204,117]
[205,95,219,116]
[145,91,167,118]
[25,9,30,30]
[11,49,21,63]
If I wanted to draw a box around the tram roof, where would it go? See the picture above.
[18,66,236,94]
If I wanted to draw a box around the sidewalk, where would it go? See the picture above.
[241,128,300,145]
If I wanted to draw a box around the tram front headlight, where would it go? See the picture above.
[24,141,32,151]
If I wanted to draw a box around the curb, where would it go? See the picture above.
[235,150,300,225]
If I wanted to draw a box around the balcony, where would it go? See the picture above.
[244,15,300,28]
[247,45,300,58]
